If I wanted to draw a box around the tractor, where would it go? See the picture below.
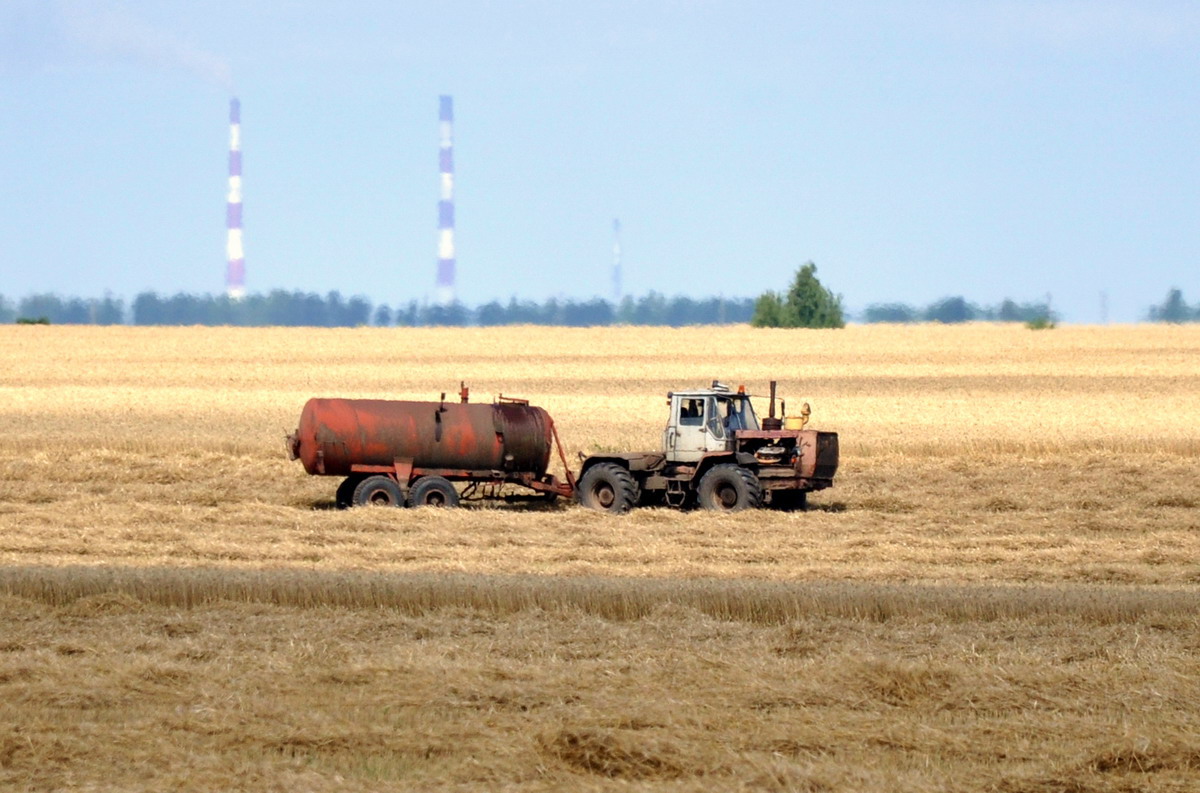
[575,381,838,513]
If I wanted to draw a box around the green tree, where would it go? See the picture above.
[750,292,785,327]
[752,262,844,328]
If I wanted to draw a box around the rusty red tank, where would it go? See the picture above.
[290,397,554,478]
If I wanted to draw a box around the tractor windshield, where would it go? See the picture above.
[720,396,759,432]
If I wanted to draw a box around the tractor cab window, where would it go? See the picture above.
[705,397,725,439]
[721,397,759,432]
[678,398,704,426]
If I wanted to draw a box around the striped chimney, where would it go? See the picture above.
[225,98,245,299]
[436,95,456,305]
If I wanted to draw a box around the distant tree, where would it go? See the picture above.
[863,303,918,323]
[1149,288,1193,323]
[93,294,125,325]
[164,293,208,325]
[924,296,977,324]
[394,301,421,326]
[996,299,1021,322]
[786,263,844,328]
[373,304,393,327]
[508,298,546,324]
[538,298,564,325]
[423,302,469,326]
[61,298,92,324]
[623,292,668,325]
[18,294,73,324]
[562,298,614,327]
[750,292,786,328]
[753,263,844,328]
[132,292,164,324]
[212,294,244,325]
[614,295,636,324]
[345,296,371,327]
[723,297,756,323]
[324,291,345,326]
[476,300,507,326]
[994,298,1054,324]
[664,296,698,327]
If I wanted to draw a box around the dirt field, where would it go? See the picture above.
[1,324,1197,790]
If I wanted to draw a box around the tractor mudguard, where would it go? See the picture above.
[578,452,666,476]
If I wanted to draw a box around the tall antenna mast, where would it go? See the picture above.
[224,98,245,299]
[612,218,622,304]
[436,95,456,305]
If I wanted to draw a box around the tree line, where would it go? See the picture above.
[2,285,1195,326]
[0,291,756,327]
[748,262,1062,328]
[749,263,1199,327]
[861,296,1055,324]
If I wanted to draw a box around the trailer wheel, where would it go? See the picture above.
[335,475,365,509]
[407,476,460,508]
[697,465,762,512]
[577,463,638,514]
[769,490,807,512]
[352,475,405,508]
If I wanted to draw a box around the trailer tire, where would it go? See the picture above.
[407,476,460,508]
[769,490,807,512]
[335,475,365,509]
[577,463,638,514]
[697,465,762,512]
[352,475,405,508]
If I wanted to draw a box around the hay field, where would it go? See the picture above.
[1,323,1198,790]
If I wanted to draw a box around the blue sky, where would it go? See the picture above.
[1,1,1198,322]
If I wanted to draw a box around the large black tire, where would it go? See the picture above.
[576,463,639,514]
[335,475,365,509]
[769,490,808,512]
[352,475,405,508]
[407,476,460,508]
[697,465,763,512]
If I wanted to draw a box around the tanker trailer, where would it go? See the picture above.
[287,386,576,508]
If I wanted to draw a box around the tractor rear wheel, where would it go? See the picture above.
[407,476,460,508]
[697,465,762,512]
[577,463,638,514]
[352,475,405,508]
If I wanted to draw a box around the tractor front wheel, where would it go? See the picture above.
[697,465,762,512]
[577,463,638,514]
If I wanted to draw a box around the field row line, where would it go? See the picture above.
[3,565,1197,625]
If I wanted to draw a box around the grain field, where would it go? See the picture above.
[0,323,1197,791]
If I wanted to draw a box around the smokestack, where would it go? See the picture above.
[224,98,245,299]
[436,95,456,305]
[612,218,623,304]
